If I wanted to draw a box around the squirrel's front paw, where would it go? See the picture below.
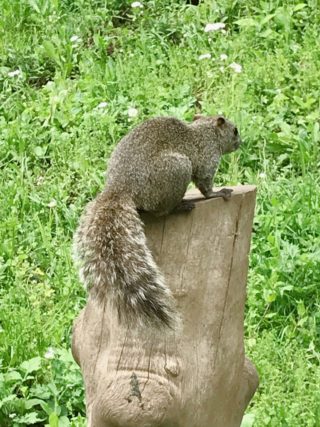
[219,188,233,201]
[204,188,233,201]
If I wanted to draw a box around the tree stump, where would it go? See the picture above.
[72,185,259,427]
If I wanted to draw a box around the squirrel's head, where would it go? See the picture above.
[192,114,242,154]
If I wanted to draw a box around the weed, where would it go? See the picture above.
[1,0,319,425]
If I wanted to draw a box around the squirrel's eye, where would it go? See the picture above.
[234,127,238,136]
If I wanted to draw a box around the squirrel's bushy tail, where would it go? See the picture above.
[73,190,176,328]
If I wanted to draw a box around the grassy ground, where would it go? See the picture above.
[0,1,319,426]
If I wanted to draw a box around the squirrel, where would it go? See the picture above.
[73,115,241,329]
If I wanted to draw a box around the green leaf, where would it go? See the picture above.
[59,416,71,427]
[259,29,274,38]
[293,4,307,12]
[260,14,275,25]
[265,312,277,318]
[235,18,258,27]
[49,412,59,427]
[0,394,17,409]
[4,371,23,382]
[25,398,46,409]
[297,301,306,317]
[265,291,277,303]
[34,146,45,157]
[234,18,257,27]
[20,357,42,374]
[40,400,55,415]
[279,285,294,296]
[241,413,255,427]
[48,382,59,396]
[28,0,41,13]
[43,41,59,62]
[15,411,45,424]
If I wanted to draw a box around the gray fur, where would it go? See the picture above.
[73,115,241,328]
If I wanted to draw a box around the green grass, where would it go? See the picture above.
[0,0,319,425]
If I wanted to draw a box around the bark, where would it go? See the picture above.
[72,186,259,427]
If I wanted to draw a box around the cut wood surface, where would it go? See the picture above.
[72,186,259,427]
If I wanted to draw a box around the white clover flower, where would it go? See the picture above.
[8,69,21,78]
[198,53,211,60]
[127,107,139,118]
[44,347,55,359]
[204,22,226,32]
[219,66,225,73]
[70,35,81,43]
[131,1,143,7]
[220,53,228,61]
[47,199,57,208]
[259,172,267,179]
[229,62,242,73]
[97,101,108,109]
[36,176,45,186]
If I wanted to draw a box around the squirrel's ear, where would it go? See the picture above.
[215,116,226,127]
[193,114,204,121]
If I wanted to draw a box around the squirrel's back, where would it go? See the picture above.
[106,117,191,192]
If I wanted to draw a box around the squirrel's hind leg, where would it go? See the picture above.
[137,152,192,216]
[172,199,195,213]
